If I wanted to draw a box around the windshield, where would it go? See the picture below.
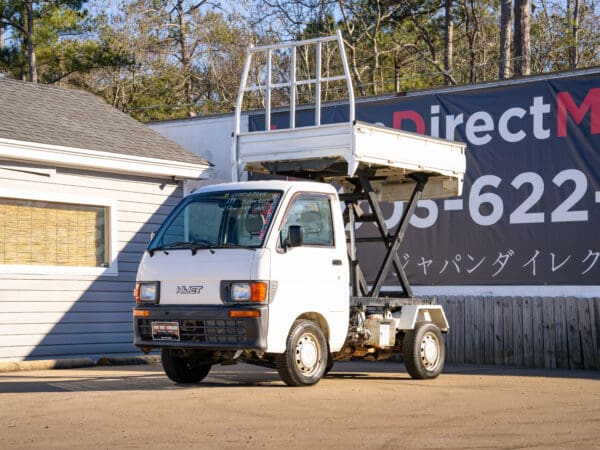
[149,190,282,252]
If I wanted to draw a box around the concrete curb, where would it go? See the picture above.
[0,355,160,373]
[0,358,95,373]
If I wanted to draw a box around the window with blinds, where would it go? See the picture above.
[0,198,109,267]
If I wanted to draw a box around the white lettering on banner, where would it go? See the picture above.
[498,107,527,143]
[402,249,600,278]
[509,172,545,224]
[424,96,552,144]
[374,169,594,230]
[466,111,494,145]
[530,95,552,139]
[401,89,600,145]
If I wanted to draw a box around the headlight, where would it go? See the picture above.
[224,281,268,303]
[134,281,160,304]
[231,283,252,301]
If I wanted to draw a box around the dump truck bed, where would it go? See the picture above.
[238,121,466,200]
[233,31,466,201]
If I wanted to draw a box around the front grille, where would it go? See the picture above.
[137,318,247,344]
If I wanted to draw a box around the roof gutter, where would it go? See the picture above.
[0,138,211,180]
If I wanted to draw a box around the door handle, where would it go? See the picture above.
[332,259,343,266]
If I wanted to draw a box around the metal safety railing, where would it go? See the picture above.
[233,30,355,135]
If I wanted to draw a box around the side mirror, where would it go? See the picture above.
[283,225,303,250]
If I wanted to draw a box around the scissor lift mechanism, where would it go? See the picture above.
[232,31,466,304]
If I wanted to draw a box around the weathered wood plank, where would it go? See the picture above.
[455,296,465,364]
[464,296,474,364]
[437,295,596,371]
[444,297,455,364]
[577,299,596,370]
[566,297,583,370]
[502,297,513,366]
[437,297,450,360]
[593,298,600,370]
[493,298,504,366]
[473,297,485,364]
[554,297,569,369]
[512,296,524,367]
[532,297,544,368]
[542,297,556,369]
[522,297,534,368]
[484,297,495,365]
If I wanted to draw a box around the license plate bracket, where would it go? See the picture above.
[151,321,180,341]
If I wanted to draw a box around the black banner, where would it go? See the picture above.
[250,72,600,285]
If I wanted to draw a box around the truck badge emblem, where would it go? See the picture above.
[176,285,204,295]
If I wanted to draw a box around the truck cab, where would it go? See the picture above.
[134,180,350,385]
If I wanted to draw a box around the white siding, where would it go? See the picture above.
[149,114,248,185]
[0,161,183,362]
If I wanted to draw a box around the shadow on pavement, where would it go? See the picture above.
[1,361,598,394]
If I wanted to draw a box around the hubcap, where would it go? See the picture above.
[295,334,319,375]
[420,332,440,370]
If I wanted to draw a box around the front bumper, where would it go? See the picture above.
[133,305,268,351]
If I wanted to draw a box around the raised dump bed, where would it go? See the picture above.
[233,31,466,201]
[238,120,466,201]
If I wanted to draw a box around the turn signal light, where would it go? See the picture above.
[250,282,267,303]
[133,309,150,317]
[229,310,261,318]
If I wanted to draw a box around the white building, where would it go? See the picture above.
[0,79,211,362]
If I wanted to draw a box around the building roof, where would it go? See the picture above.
[0,78,210,167]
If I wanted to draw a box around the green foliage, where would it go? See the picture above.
[0,0,128,82]
[1,0,599,122]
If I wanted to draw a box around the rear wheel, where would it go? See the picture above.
[161,348,212,383]
[275,320,327,386]
[402,322,445,379]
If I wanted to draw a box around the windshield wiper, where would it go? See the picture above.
[189,240,216,255]
[148,240,215,256]
[148,240,254,256]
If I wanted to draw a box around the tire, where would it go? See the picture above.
[275,320,328,387]
[324,351,334,377]
[161,348,212,384]
[402,321,445,379]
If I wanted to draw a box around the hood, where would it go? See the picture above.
[137,248,263,305]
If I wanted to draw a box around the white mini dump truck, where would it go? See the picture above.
[133,32,466,386]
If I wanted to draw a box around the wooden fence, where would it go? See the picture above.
[435,296,600,370]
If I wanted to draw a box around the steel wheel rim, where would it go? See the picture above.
[295,333,320,376]
[420,331,441,372]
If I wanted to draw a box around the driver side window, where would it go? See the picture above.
[281,193,334,246]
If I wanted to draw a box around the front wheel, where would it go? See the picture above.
[402,322,445,379]
[275,320,327,386]
[161,348,212,383]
